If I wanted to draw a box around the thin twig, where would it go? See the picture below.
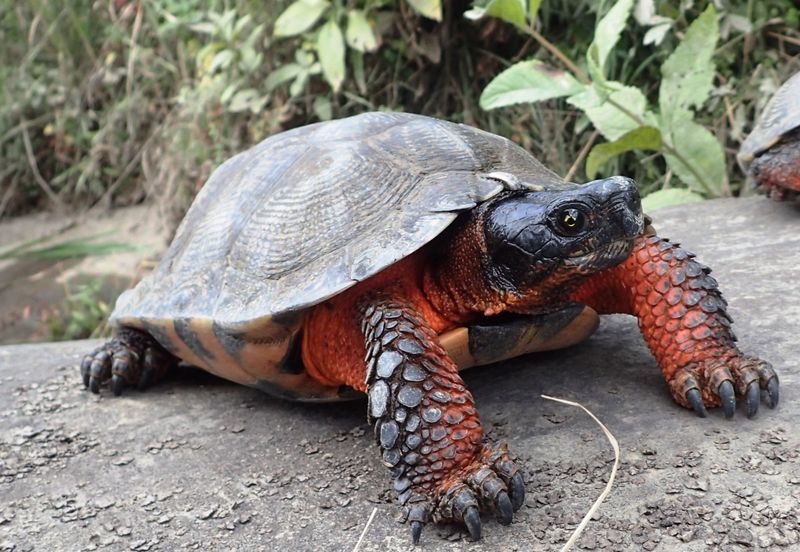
[541,395,620,552]
[0,113,51,147]
[126,2,144,140]
[527,27,589,84]
[0,172,19,219]
[352,507,378,552]
[565,129,599,181]
[20,123,65,211]
[767,31,800,47]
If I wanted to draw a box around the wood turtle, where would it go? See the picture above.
[82,112,779,544]
[738,71,800,200]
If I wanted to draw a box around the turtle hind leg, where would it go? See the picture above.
[81,327,177,395]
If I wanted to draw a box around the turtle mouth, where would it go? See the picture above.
[563,238,635,269]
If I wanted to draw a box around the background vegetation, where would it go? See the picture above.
[1,0,798,225]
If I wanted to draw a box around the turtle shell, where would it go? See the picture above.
[738,72,800,168]
[111,112,569,400]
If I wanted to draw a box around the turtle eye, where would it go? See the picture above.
[555,207,587,236]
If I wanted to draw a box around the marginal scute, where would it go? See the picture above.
[738,72,800,165]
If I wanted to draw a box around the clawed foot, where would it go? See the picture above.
[80,328,174,395]
[402,441,524,544]
[668,355,779,419]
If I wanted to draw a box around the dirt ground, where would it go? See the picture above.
[0,197,798,551]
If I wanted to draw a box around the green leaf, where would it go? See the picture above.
[0,232,136,261]
[209,49,234,73]
[313,96,333,121]
[585,126,662,179]
[528,0,543,21]
[273,0,330,37]
[265,63,304,92]
[587,0,634,79]
[659,4,718,120]
[641,188,704,212]
[406,0,442,21]
[480,60,585,110]
[316,19,346,92]
[346,10,378,52]
[567,82,653,141]
[190,22,217,35]
[465,0,526,28]
[228,89,264,113]
[487,0,527,27]
[661,110,726,196]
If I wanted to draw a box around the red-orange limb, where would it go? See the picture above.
[570,234,775,411]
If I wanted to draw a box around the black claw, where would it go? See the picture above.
[463,506,481,541]
[89,376,100,394]
[509,472,525,512]
[766,377,780,409]
[495,491,513,525]
[112,374,125,396]
[686,388,707,418]
[138,371,151,390]
[411,521,423,545]
[81,359,91,388]
[718,380,736,419]
[745,382,760,418]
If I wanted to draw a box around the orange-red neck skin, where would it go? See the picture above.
[301,249,468,392]
[301,218,593,392]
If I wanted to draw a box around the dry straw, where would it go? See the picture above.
[541,394,620,552]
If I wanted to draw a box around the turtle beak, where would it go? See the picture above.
[583,176,644,239]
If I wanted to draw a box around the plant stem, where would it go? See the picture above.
[527,27,590,83]
[521,26,716,195]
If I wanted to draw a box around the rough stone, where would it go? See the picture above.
[0,198,798,550]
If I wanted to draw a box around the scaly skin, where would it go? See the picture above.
[570,234,778,417]
[81,328,177,395]
[85,179,778,545]
[750,136,800,200]
[302,256,521,543]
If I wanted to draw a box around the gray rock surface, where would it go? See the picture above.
[1,197,798,551]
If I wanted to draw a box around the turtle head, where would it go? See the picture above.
[477,176,643,309]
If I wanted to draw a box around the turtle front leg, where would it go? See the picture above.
[360,297,524,544]
[81,327,177,395]
[571,234,779,418]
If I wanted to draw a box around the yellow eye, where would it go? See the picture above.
[555,207,586,236]
[562,210,579,227]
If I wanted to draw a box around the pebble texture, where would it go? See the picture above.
[0,197,798,551]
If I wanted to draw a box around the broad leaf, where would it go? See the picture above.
[406,0,442,21]
[585,126,662,178]
[316,19,346,92]
[642,188,704,211]
[467,0,527,28]
[274,0,330,37]
[659,5,718,120]
[346,10,378,52]
[529,0,543,21]
[480,60,585,110]
[265,63,304,92]
[661,110,726,196]
[568,82,653,141]
[228,89,264,113]
[587,0,634,80]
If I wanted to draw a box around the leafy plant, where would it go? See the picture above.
[48,278,112,341]
[474,0,731,208]
[0,232,136,261]
[268,0,442,94]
